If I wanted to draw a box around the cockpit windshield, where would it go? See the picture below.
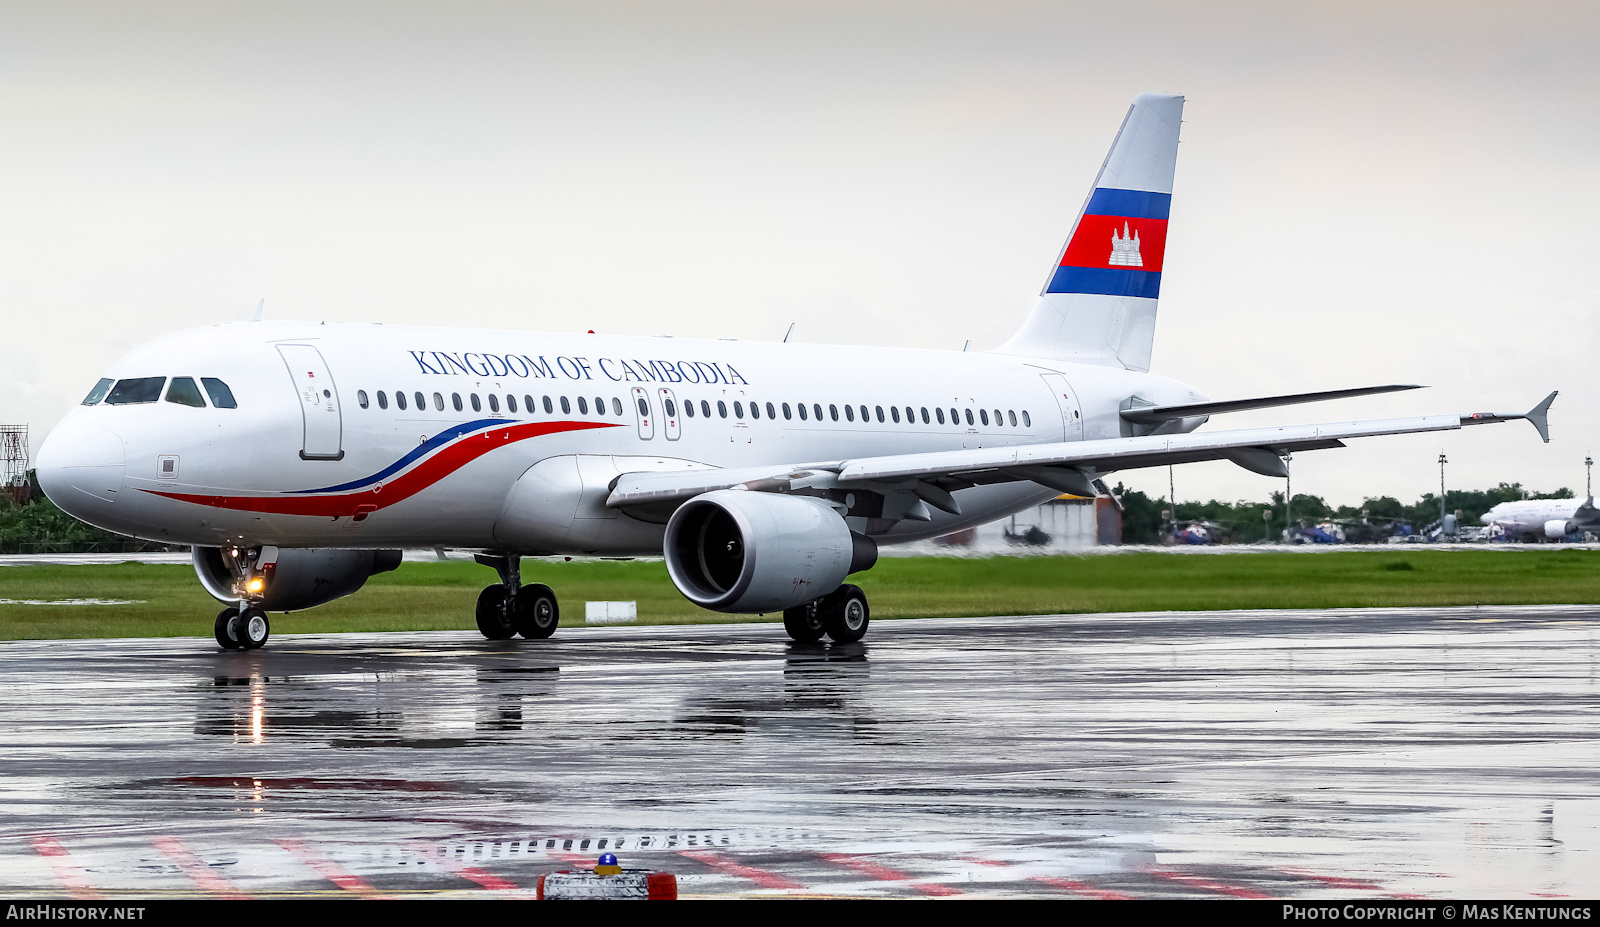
[104,377,166,405]
[81,378,113,405]
[201,378,237,409]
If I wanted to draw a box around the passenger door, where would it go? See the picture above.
[1039,373,1083,442]
[277,344,344,460]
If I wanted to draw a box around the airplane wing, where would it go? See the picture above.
[1119,384,1422,425]
[606,393,1556,519]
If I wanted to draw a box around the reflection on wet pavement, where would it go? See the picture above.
[0,606,1597,897]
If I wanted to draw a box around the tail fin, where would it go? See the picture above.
[994,93,1184,371]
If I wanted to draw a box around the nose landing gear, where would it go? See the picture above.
[214,606,271,650]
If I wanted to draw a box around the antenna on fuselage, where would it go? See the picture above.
[783,323,796,343]
[249,298,265,322]
[962,340,971,352]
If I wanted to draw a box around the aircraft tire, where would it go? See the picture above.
[475,586,517,640]
[214,606,243,650]
[782,602,826,643]
[822,584,870,643]
[240,609,271,650]
[514,584,559,640]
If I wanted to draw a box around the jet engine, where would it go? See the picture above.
[663,490,877,613]
[1545,519,1573,540]
[194,546,402,611]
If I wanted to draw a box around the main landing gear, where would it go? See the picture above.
[215,605,270,650]
[783,583,870,644]
[474,554,559,641]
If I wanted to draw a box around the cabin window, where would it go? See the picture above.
[559,396,570,414]
[765,402,775,419]
[813,403,823,421]
[845,404,855,422]
[453,393,464,412]
[936,407,945,424]
[576,396,587,414]
[542,396,553,414]
[905,406,914,423]
[994,409,1003,426]
[595,397,604,415]
[874,405,884,423]
[81,378,114,405]
[749,402,760,420]
[357,390,369,409]
[525,395,535,414]
[434,392,445,411]
[664,398,677,417]
[489,394,501,413]
[717,401,727,418]
[684,400,695,418]
[797,403,808,421]
[890,406,900,423]
[782,402,792,420]
[921,407,930,424]
[829,404,839,421]
[1008,410,1017,427]
[701,400,711,417]
[964,409,974,426]
[613,397,624,416]
[469,394,481,412]
[733,401,744,418]
[105,377,166,405]
[377,391,389,410]
[200,377,236,408]
[165,377,205,407]
[980,409,989,426]
[637,397,649,417]
[1022,410,1031,428]
[396,391,408,411]
[506,394,517,413]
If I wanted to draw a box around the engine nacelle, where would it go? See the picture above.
[663,490,876,613]
[1545,519,1573,540]
[194,546,402,611]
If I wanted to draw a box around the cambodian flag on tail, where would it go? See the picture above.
[995,93,1184,373]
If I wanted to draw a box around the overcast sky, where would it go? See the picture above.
[4,1,1597,509]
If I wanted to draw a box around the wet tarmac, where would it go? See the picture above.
[1,605,1597,899]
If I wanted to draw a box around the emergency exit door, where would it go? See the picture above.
[1040,373,1083,442]
[278,344,344,460]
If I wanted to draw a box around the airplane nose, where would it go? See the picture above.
[35,419,126,516]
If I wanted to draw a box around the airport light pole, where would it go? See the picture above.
[1284,453,1292,543]
[1587,456,1593,499]
[1438,452,1448,537]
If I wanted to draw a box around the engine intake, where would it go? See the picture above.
[194,546,402,611]
[1545,519,1574,540]
[663,490,876,613]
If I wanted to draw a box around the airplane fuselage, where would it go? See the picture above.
[38,320,1206,554]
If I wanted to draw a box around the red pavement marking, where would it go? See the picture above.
[818,853,961,896]
[277,838,384,898]
[678,850,806,891]
[962,856,1132,900]
[1280,866,1425,898]
[150,836,250,899]
[1147,867,1272,899]
[406,842,519,892]
[29,836,103,900]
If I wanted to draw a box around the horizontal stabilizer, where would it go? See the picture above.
[1121,384,1423,425]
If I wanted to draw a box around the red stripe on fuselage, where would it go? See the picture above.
[141,420,622,517]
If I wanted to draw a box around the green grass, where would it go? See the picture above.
[0,549,1597,641]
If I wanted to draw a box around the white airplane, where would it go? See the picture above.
[1480,497,1597,541]
[35,93,1557,651]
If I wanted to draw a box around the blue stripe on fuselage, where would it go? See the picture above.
[295,419,504,493]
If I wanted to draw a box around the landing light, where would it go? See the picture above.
[246,578,264,593]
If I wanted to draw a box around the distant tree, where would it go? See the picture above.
[1111,483,1165,544]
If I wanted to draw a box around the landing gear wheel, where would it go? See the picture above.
[514,584,559,640]
[214,606,242,650]
[239,608,270,650]
[476,586,516,640]
[782,601,826,643]
[822,584,870,643]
